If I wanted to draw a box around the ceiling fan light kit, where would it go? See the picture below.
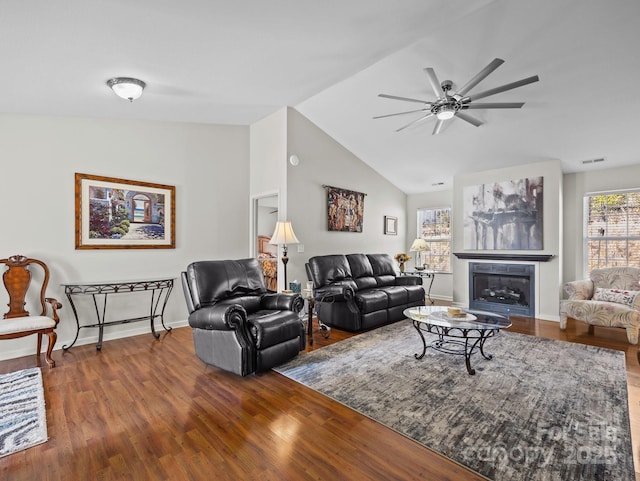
[375,58,539,135]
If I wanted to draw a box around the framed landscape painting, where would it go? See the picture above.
[75,173,176,249]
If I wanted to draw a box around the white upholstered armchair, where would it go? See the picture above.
[560,267,640,344]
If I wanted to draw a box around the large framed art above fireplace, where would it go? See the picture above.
[463,176,543,250]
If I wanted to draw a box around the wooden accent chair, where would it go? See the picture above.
[0,255,62,367]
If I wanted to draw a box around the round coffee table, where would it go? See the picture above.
[403,305,511,375]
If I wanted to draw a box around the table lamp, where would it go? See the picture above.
[409,238,430,270]
[269,221,300,290]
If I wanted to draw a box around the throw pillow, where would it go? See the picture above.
[593,287,640,306]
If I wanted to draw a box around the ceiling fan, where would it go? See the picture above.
[374,58,539,135]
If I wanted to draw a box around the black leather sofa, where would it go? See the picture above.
[181,258,305,376]
[306,253,425,332]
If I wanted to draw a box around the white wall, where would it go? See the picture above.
[406,189,454,301]
[563,163,640,283]
[0,113,249,361]
[249,108,288,290]
[452,159,563,321]
[286,108,407,285]
[249,108,287,205]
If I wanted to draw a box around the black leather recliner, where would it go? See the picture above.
[181,258,305,376]
[307,253,425,332]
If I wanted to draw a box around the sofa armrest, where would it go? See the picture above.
[314,284,355,303]
[395,275,422,286]
[189,304,248,331]
[261,292,303,312]
[563,279,594,300]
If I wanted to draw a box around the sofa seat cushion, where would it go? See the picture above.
[382,286,410,306]
[355,285,425,313]
[355,290,389,313]
[248,310,302,349]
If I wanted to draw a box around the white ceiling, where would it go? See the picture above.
[2,0,639,193]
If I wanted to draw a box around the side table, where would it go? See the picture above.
[401,270,435,305]
[303,290,330,346]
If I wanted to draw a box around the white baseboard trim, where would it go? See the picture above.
[0,319,190,362]
[429,295,453,302]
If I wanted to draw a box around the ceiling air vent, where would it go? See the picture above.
[581,157,606,165]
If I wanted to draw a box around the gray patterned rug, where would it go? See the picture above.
[0,367,47,457]
[275,321,634,481]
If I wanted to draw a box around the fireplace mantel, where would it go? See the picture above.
[454,252,554,262]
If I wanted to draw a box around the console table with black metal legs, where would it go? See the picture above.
[61,277,174,351]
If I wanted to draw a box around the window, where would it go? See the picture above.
[584,190,640,273]
[417,207,451,272]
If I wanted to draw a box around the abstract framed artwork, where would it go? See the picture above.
[384,216,398,235]
[463,176,543,250]
[75,173,176,249]
[327,185,365,232]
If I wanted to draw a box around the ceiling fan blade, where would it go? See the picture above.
[456,58,504,96]
[378,94,432,105]
[432,119,445,135]
[463,102,525,109]
[395,112,435,132]
[424,68,443,98]
[455,111,483,127]
[373,109,429,119]
[463,75,540,102]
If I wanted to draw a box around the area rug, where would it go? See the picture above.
[275,321,635,481]
[0,368,48,457]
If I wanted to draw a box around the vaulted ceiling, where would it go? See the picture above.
[2,0,639,193]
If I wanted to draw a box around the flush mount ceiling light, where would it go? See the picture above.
[106,77,146,102]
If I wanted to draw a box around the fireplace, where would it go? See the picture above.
[469,262,535,317]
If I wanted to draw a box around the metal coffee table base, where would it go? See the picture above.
[412,320,498,375]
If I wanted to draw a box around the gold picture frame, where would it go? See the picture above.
[75,173,176,249]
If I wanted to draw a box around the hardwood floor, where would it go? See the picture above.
[1,314,639,480]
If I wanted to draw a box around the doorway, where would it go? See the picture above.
[252,193,279,291]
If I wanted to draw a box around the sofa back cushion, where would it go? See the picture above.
[367,254,398,286]
[308,254,352,288]
[346,254,377,290]
[590,267,640,291]
[186,258,266,309]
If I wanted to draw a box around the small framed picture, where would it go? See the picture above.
[384,216,398,235]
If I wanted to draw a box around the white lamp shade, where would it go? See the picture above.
[107,77,146,101]
[410,238,430,252]
[269,221,300,245]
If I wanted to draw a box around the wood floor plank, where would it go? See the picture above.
[0,313,638,480]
